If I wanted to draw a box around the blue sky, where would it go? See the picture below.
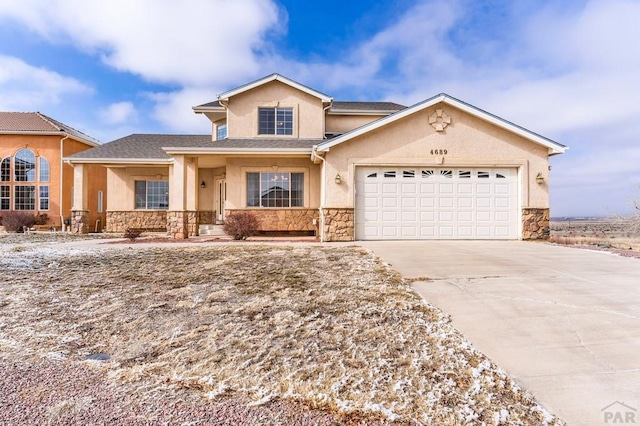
[1,0,639,217]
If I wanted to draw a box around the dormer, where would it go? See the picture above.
[193,74,333,141]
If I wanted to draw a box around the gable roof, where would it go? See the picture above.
[0,112,100,146]
[217,73,333,103]
[317,93,567,155]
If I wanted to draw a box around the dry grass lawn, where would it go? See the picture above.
[0,241,561,424]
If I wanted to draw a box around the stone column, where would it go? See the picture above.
[522,208,550,240]
[71,210,89,234]
[167,210,199,239]
[322,208,354,241]
[70,163,89,234]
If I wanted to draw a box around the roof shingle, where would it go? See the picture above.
[66,134,320,160]
[0,112,100,145]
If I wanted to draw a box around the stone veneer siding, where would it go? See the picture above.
[167,210,198,239]
[107,211,167,233]
[227,209,319,234]
[70,210,89,234]
[322,208,354,242]
[522,208,550,240]
[198,210,215,225]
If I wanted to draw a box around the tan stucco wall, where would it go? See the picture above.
[226,81,325,139]
[64,139,106,228]
[106,166,169,211]
[325,114,386,133]
[323,102,551,209]
[0,134,102,227]
[224,156,321,210]
[198,166,225,213]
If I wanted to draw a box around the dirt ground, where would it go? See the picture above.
[0,237,562,425]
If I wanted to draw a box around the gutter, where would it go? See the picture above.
[161,147,313,155]
[59,134,69,231]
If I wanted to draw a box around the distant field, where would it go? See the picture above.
[550,217,640,250]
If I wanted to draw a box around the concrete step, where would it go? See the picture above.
[199,224,226,236]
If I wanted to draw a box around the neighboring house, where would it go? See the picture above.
[0,112,105,231]
[65,73,567,241]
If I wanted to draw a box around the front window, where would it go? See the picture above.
[14,149,36,182]
[258,107,293,135]
[97,190,104,213]
[247,172,303,207]
[39,186,49,210]
[0,185,9,210]
[135,180,169,209]
[216,123,227,140]
[14,185,35,210]
[39,157,50,182]
[1,158,9,182]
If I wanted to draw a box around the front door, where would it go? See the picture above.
[216,179,226,223]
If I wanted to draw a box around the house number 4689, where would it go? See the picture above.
[430,149,448,155]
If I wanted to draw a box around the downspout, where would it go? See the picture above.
[60,134,69,231]
[311,146,326,242]
[313,100,333,243]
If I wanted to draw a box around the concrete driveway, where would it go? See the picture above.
[358,240,640,426]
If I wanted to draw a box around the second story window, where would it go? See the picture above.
[216,123,227,140]
[258,107,293,135]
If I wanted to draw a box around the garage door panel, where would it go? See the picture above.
[382,211,398,222]
[458,197,473,208]
[477,211,491,221]
[457,211,473,222]
[364,183,379,193]
[420,211,435,221]
[402,197,416,208]
[439,211,454,221]
[440,183,454,193]
[355,167,518,240]
[477,197,491,208]
[495,197,510,208]
[401,211,416,221]
[382,197,397,207]
[364,198,379,208]
[401,183,417,194]
[477,183,491,194]
[439,197,454,208]
[420,198,435,208]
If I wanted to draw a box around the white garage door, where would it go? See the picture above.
[355,167,518,240]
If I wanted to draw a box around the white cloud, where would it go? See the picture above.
[99,101,137,125]
[148,87,216,134]
[0,0,282,87]
[0,55,92,110]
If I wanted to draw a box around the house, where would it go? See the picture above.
[0,112,105,231]
[65,73,567,241]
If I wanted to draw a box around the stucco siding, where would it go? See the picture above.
[325,114,386,134]
[323,103,550,210]
[226,81,325,139]
[107,166,169,211]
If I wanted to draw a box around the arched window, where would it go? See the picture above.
[14,149,36,182]
[39,157,50,182]
[0,157,9,182]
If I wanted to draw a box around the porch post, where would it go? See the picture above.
[167,155,198,238]
[70,163,89,234]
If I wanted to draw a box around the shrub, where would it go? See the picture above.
[1,211,37,232]
[124,228,142,242]
[34,213,49,225]
[223,212,259,240]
